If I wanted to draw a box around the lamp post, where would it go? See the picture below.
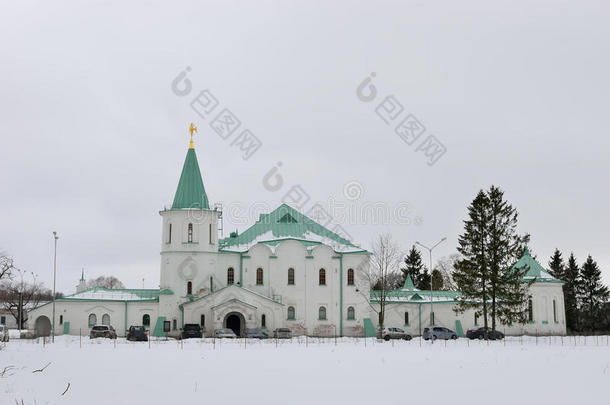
[415,237,446,329]
[52,231,58,343]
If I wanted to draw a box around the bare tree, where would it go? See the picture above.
[0,270,45,329]
[434,253,461,290]
[87,276,125,289]
[367,234,402,329]
[0,254,16,282]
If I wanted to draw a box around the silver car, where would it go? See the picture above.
[423,326,458,340]
[214,328,237,338]
[377,327,412,341]
[273,328,292,339]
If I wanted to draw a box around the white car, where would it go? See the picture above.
[214,328,237,338]
[0,325,9,342]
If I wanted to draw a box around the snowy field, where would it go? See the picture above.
[1,335,609,405]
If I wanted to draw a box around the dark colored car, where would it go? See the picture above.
[90,325,117,339]
[127,326,148,341]
[181,323,203,339]
[245,328,267,339]
[466,327,504,340]
[273,328,292,339]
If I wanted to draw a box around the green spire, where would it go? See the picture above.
[402,275,417,290]
[172,148,209,209]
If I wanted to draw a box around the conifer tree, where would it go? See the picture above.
[400,246,425,287]
[431,269,444,290]
[548,249,565,280]
[578,255,609,331]
[563,253,580,332]
[417,269,431,290]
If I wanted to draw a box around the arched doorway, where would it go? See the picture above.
[35,316,52,337]
[224,312,245,337]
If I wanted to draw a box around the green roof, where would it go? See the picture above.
[512,248,564,283]
[402,275,417,291]
[219,204,365,253]
[172,147,209,209]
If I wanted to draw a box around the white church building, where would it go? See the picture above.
[27,132,567,338]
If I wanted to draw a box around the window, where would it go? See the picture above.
[88,314,97,328]
[553,299,557,323]
[347,306,355,320]
[404,312,409,325]
[102,314,110,326]
[187,281,193,295]
[200,314,205,328]
[528,299,534,322]
[288,268,295,285]
[209,223,212,244]
[143,314,150,327]
[261,314,266,328]
[474,313,479,326]
[0,316,5,324]
[168,223,172,243]
[319,268,326,285]
[256,268,263,285]
[59,315,63,325]
[187,223,193,243]
[319,306,327,320]
[347,268,354,285]
[287,306,295,320]
[227,268,235,285]
[173,319,177,330]
[430,312,435,326]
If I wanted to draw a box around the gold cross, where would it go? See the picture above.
[189,123,198,148]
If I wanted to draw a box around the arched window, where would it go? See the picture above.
[102,314,110,326]
[287,306,295,320]
[528,299,534,322]
[319,268,326,285]
[347,268,354,285]
[200,314,205,327]
[256,268,264,285]
[404,312,409,325]
[347,306,355,320]
[168,223,172,243]
[187,281,193,295]
[227,268,235,285]
[319,306,327,320]
[187,223,193,243]
[474,313,479,325]
[553,299,558,323]
[88,314,97,328]
[173,319,177,330]
[59,315,63,325]
[143,314,150,327]
[261,314,266,328]
[209,223,212,244]
[288,268,295,285]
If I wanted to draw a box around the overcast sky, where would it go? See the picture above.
[1,0,609,293]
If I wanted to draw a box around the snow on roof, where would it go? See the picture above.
[58,287,172,302]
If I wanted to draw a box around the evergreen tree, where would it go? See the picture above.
[417,268,431,290]
[453,190,492,335]
[548,249,565,280]
[578,255,609,331]
[431,269,444,290]
[486,186,531,330]
[563,253,580,332]
[400,246,425,287]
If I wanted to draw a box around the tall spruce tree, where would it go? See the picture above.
[563,253,580,332]
[454,186,530,337]
[400,246,426,288]
[578,255,609,331]
[453,190,492,334]
[431,269,444,290]
[486,186,531,330]
[548,249,565,280]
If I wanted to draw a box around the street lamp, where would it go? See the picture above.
[52,231,58,343]
[415,237,446,330]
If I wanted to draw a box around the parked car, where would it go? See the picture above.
[377,327,412,341]
[181,324,203,339]
[423,327,458,340]
[89,325,117,339]
[273,328,292,339]
[245,328,267,339]
[126,326,148,341]
[466,327,505,340]
[0,325,8,342]
[214,328,237,338]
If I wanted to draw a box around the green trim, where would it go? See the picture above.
[339,254,343,336]
[542,320,548,324]
[179,305,184,328]
[455,320,465,337]
[269,255,278,259]
[528,320,535,324]
[63,321,70,334]
[153,316,166,337]
[287,317,296,321]
[171,147,210,209]
[363,318,376,337]
[124,302,128,333]
[305,255,314,259]
[182,242,199,245]
[318,317,327,321]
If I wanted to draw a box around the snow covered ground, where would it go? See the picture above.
[1,335,608,405]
